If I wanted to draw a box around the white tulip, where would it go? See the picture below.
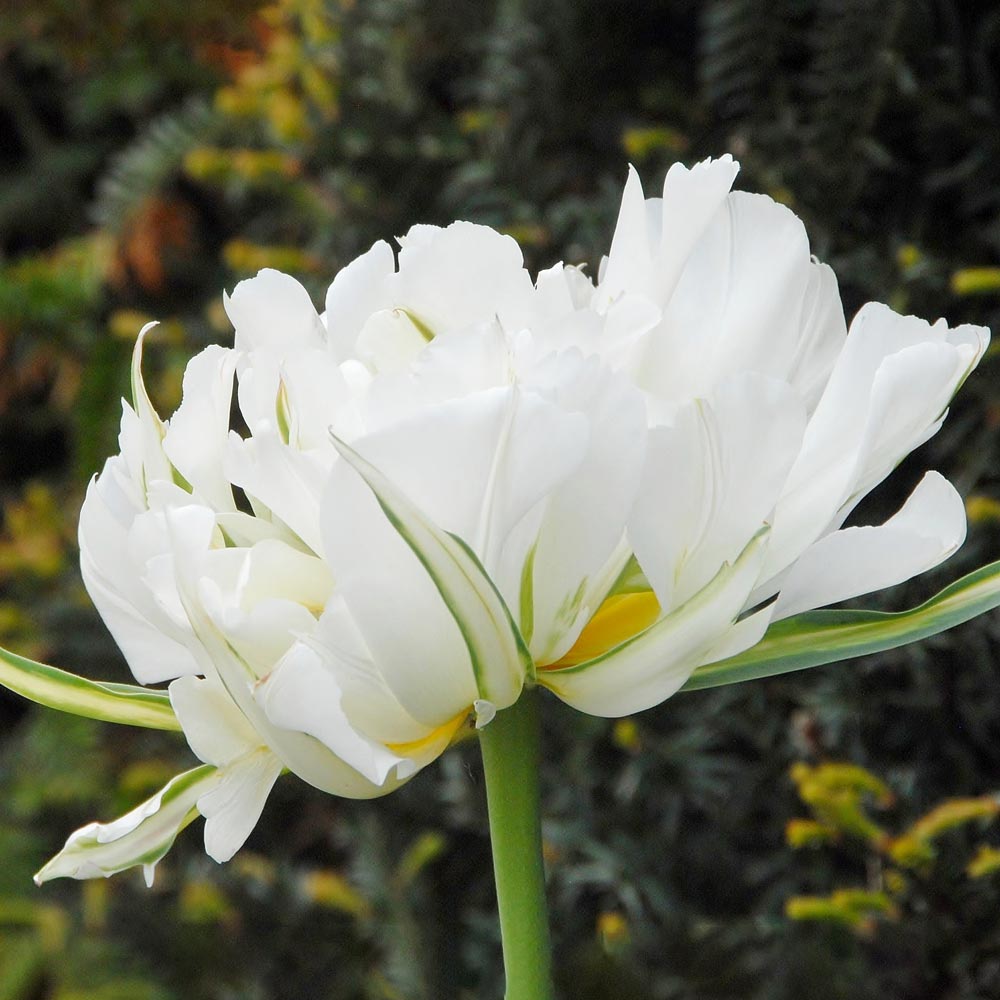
[49,156,987,881]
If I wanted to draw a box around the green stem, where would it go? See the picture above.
[479,688,555,1000]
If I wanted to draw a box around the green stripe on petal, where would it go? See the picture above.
[0,644,181,731]
[518,542,537,654]
[683,557,1000,692]
[34,764,217,887]
[330,433,531,708]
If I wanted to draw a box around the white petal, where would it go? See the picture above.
[592,292,662,369]
[653,155,740,304]
[212,596,314,680]
[324,426,535,724]
[164,505,399,799]
[535,261,584,315]
[360,320,512,429]
[78,465,200,684]
[639,192,815,402]
[162,345,237,510]
[280,349,353,448]
[198,749,283,863]
[598,156,739,311]
[850,342,979,501]
[764,306,987,583]
[598,165,650,304]
[772,472,967,620]
[169,674,262,766]
[34,765,217,886]
[698,604,775,665]
[474,699,497,728]
[322,387,588,710]
[630,375,805,610]
[681,376,804,602]
[354,308,429,373]
[225,269,325,355]
[783,262,847,412]
[81,568,198,685]
[214,511,294,550]
[324,239,396,359]
[127,324,174,492]
[520,355,649,663]
[628,413,708,610]
[391,221,537,336]
[351,385,587,573]
[795,305,986,489]
[254,642,409,786]
[238,539,333,610]
[225,427,332,554]
[306,597,433,747]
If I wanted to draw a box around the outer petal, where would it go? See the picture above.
[783,262,847,411]
[80,556,198,685]
[326,430,533,722]
[772,472,967,620]
[254,642,414,785]
[79,461,200,685]
[850,341,981,502]
[322,387,586,725]
[126,325,174,493]
[350,385,587,574]
[304,597,437,747]
[764,306,988,582]
[197,749,283,863]
[322,454,474,727]
[541,528,768,717]
[34,765,216,886]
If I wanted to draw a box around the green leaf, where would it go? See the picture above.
[682,558,1000,691]
[329,433,531,708]
[0,644,181,731]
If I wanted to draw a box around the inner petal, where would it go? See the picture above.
[545,590,660,668]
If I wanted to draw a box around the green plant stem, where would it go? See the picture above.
[479,688,555,1000]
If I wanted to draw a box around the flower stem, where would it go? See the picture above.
[479,687,555,1000]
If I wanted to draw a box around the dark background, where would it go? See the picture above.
[2,1,1000,997]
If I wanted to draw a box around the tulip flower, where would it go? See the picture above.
[3,156,998,1000]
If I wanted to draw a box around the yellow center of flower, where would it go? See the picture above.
[386,708,470,757]
[544,590,661,669]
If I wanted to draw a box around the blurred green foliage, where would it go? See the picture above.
[2,0,1000,997]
